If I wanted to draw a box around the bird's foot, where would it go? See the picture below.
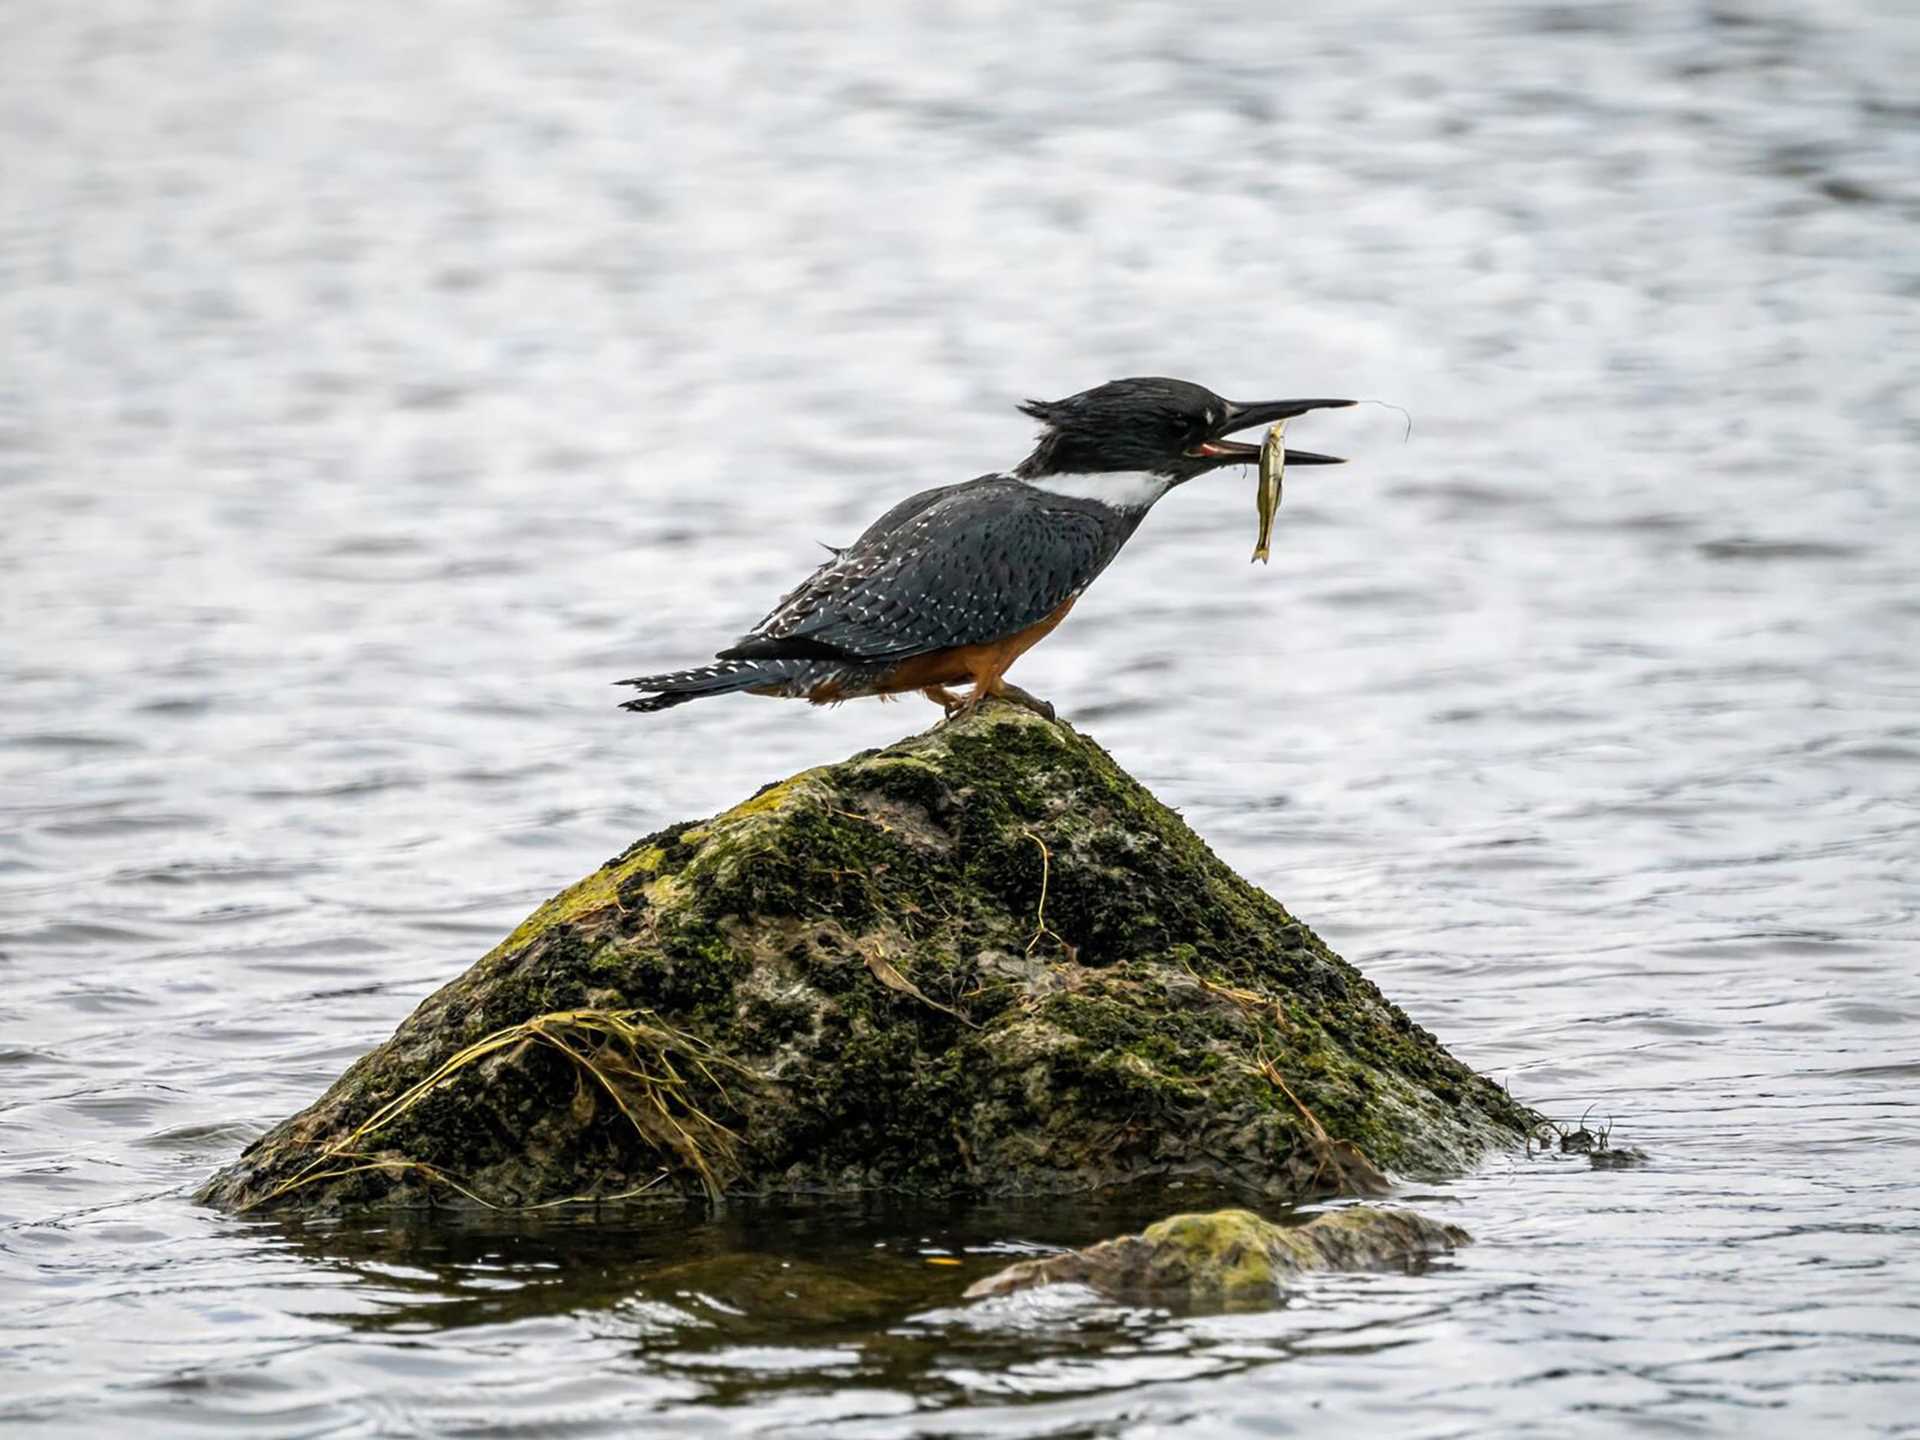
[942,685,1056,723]
[921,685,965,712]
[992,682,1056,721]
[936,683,1057,725]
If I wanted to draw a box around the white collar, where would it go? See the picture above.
[1018,470,1174,510]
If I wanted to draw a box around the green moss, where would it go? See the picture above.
[200,704,1541,1216]
[491,870,620,958]
[1138,1211,1282,1299]
[968,1204,1473,1303]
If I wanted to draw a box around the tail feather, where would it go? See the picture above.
[617,658,803,713]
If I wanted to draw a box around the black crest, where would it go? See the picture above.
[1017,377,1229,477]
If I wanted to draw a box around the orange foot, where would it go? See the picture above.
[937,681,1055,723]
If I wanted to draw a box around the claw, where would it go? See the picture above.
[993,683,1056,720]
[932,682,1057,725]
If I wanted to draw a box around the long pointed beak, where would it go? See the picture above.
[1222,397,1357,432]
[1187,397,1356,465]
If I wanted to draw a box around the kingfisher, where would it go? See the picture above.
[618,378,1353,719]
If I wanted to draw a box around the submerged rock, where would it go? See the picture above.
[199,705,1536,1216]
[964,1206,1470,1303]
[1589,1146,1651,1170]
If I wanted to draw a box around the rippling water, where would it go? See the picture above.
[4,1,1918,1435]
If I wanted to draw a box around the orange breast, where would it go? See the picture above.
[871,596,1079,695]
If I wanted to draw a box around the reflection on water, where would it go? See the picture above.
[3,0,1918,1435]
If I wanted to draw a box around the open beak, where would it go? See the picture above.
[1186,397,1355,466]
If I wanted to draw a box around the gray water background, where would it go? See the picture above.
[3,1,1919,1435]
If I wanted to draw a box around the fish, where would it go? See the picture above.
[1251,418,1287,564]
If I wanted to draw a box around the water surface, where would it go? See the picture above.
[3,1,1918,1435]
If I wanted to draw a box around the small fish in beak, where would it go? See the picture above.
[1251,419,1288,564]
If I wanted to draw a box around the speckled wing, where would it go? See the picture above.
[718,478,1116,664]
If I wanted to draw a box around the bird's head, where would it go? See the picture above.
[1014,377,1353,495]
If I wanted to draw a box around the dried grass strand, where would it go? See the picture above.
[1020,829,1073,960]
[1255,1052,1392,1197]
[242,1008,753,1213]
[862,945,979,1028]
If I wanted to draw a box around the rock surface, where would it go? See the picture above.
[200,705,1536,1215]
[964,1206,1470,1303]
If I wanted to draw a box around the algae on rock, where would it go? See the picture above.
[199,706,1537,1215]
[964,1206,1471,1303]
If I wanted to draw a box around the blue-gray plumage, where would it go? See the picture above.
[619,379,1353,717]
[724,479,1119,663]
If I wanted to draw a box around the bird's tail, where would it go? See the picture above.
[617,658,814,713]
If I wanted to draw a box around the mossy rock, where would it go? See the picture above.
[199,705,1538,1215]
[964,1205,1471,1304]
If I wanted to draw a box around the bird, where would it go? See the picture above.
[618,377,1353,719]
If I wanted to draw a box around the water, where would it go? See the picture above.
[3,0,1918,1434]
